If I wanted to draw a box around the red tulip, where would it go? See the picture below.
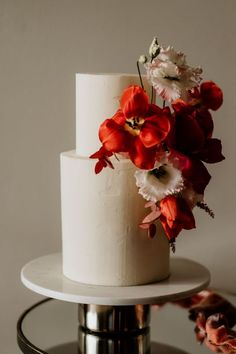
[120,85,149,118]
[200,81,223,111]
[172,86,224,164]
[168,149,211,194]
[96,85,172,170]
[159,195,196,240]
[190,81,223,111]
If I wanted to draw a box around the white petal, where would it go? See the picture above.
[135,163,184,203]
[145,46,202,102]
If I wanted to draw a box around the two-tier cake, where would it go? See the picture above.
[60,39,224,287]
[60,74,170,286]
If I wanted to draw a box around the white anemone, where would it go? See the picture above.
[135,162,184,203]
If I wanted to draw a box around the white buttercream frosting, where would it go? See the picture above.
[61,151,170,286]
[60,73,169,286]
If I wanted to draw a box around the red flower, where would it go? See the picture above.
[120,85,149,118]
[159,195,196,240]
[182,158,211,194]
[168,149,211,194]
[98,85,171,169]
[90,146,114,174]
[191,81,223,111]
[172,84,225,164]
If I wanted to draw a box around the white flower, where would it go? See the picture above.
[135,162,184,203]
[145,46,202,102]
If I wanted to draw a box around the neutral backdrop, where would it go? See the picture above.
[0,0,235,352]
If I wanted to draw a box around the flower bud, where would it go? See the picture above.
[149,37,160,59]
[138,54,148,64]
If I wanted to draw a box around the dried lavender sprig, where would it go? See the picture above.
[196,202,215,219]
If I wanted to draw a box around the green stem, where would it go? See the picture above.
[136,61,144,89]
[150,56,155,103]
[151,86,154,104]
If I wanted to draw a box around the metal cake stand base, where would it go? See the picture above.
[20,254,210,354]
[46,340,191,354]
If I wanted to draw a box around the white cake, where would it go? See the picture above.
[60,74,170,286]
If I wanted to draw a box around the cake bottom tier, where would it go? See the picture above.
[60,151,170,286]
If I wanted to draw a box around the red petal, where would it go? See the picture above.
[200,81,223,111]
[95,161,105,174]
[99,118,129,152]
[160,196,178,220]
[90,146,113,159]
[129,138,156,169]
[194,138,225,164]
[172,99,194,114]
[120,85,149,118]
[147,103,163,115]
[139,112,171,148]
[168,149,192,171]
[195,108,214,139]
[90,150,102,159]
[182,158,211,194]
[160,215,182,240]
[112,109,126,125]
[160,196,196,231]
[190,86,201,100]
[175,111,205,153]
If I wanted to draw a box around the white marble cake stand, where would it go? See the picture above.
[20,252,210,354]
[21,253,210,305]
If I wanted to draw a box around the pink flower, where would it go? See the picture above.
[145,46,202,102]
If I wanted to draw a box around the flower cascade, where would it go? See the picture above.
[90,37,224,250]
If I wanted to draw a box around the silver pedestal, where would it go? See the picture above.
[78,304,150,332]
[78,304,151,354]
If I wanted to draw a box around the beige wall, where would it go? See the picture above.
[0,0,235,352]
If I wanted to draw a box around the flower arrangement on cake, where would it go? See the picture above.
[90,37,224,251]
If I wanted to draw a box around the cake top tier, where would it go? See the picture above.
[76,73,152,157]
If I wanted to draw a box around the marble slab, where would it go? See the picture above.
[21,253,210,305]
